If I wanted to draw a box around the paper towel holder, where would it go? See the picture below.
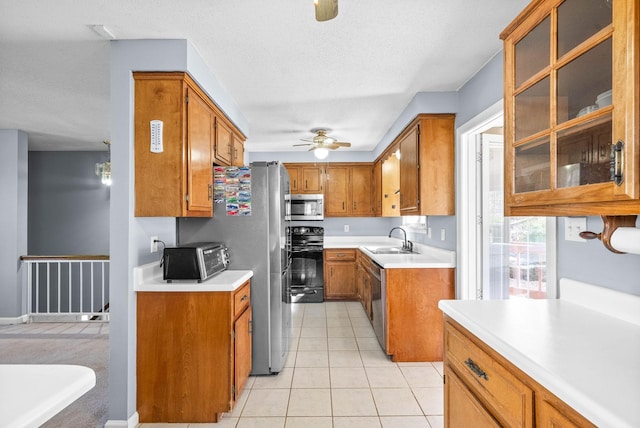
[579,215,638,253]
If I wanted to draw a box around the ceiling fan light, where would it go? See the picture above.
[314,148,329,159]
[315,0,338,21]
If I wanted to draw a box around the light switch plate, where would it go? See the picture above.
[565,217,587,242]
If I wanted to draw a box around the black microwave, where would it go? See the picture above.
[286,194,324,221]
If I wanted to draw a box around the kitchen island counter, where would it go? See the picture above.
[324,235,455,268]
[134,261,253,292]
[439,290,640,428]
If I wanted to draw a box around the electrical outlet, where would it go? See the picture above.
[150,236,158,253]
[440,228,446,241]
[344,225,349,232]
[565,217,587,242]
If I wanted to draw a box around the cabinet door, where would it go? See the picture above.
[134,75,189,217]
[372,159,382,216]
[350,165,373,216]
[325,166,349,216]
[502,0,640,215]
[301,166,323,193]
[382,154,400,217]
[325,261,356,299]
[399,126,420,214]
[286,165,301,193]
[234,306,252,401]
[186,88,214,215]
[232,135,244,166]
[445,367,501,428]
[214,117,233,165]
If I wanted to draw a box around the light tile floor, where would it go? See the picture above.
[139,301,444,428]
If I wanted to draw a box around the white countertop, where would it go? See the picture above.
[324,236,455,268]
[438,297,640,427]
[0,364,95,428]
[134,262,253,292]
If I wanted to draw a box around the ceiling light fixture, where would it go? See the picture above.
[90,24,117,40]
[314,147,329,160]
[95,140,112,186]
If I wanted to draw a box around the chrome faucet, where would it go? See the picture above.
[388,227,413,251]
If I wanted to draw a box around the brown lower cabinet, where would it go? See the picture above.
[385,267,454,361]
[444,317,596,428]
[324,249,357,300]
[137,280,252,423]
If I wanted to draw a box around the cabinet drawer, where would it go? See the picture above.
[445,322,533,428]
[325,249,356,261]
[445,365,501,428]
[233,281,251,318]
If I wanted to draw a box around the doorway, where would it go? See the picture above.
[457,101,556,300]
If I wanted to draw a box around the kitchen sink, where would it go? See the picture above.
[365,247,419,255]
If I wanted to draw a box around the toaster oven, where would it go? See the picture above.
[163,242,230,282]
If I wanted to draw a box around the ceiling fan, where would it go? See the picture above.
[314,0,338,21]
[294,128,351,159]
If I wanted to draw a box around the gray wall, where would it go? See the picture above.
[557,217,640,296]
[28,152,110,254]
[0,130,28,319]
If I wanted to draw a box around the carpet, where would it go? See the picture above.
[0,325,109,427]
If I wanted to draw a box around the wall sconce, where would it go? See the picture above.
[95,140,112,186]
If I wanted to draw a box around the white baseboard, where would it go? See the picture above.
[0,314,29,325]
[105,411,139,428]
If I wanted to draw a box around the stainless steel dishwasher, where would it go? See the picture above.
[368,258,385,351]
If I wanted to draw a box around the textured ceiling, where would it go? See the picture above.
[0,0,529,152]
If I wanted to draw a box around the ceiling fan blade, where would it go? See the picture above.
[293,143,313,147]
[325,143,340,150]
[315,0,338,21]
[299,138,316,142]
[333,142,351,147]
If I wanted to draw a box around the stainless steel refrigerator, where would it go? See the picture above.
[177,161,292,375]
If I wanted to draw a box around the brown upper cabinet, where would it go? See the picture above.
[501,0,640,215]
[381,148,401,217]
[214,117,233,166]
[394,114,456,216]
[325,163,374,217]
[372,159,383,216]
[134,72,213,217]
[133,72,246,217]
[232,134,244,166]
[284,163,325,194]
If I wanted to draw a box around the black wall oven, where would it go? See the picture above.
[288,226,324,303]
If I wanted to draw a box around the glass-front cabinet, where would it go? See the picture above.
[501,0,640,215]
